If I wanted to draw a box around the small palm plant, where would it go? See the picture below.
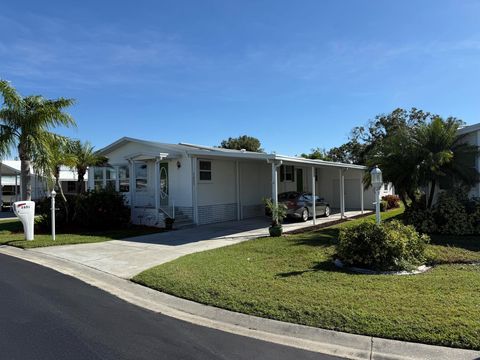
[69,140,106,193]
[263,197,287,237]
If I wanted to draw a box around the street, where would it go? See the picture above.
[0,253,342,360]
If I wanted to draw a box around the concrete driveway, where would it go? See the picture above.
[31,211,367,279]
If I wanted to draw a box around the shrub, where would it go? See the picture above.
[404,188,479,235]
[380,200,388,212]
[337,220,430,271]
[37,189,130,232]
[382,195,400,209]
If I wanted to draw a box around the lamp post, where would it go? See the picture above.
[370,165,383,224]
[51,189,56,241]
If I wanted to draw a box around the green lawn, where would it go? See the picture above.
[0,219,161,249]
[133,208,480,350]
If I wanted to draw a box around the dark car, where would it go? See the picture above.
[277,191,330,222]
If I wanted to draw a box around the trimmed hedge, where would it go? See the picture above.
[37,189,130,232]
[337,220,430,271]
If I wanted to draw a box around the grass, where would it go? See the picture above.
[133,207,480,350]
[0,219,161,249]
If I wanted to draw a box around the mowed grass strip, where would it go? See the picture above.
[0,218,161,248]
[133,208,480,350]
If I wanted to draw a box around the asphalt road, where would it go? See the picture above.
[0,254,343,360]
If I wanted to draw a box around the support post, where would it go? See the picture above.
[271,162,279,207]
[51,190,56,241]
[339,169,345,219]
[235,161,241,221]
[360,175,364,214]
[375,188,381,224]
[192,157,199,224]
[15,175,18,202]
[311,166,316,225]
[128,160,135,220]
[154,159,160,213]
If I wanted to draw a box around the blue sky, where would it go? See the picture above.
[1,0,480,155]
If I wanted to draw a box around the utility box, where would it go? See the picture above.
[13,201,35,241]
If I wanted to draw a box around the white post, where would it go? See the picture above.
[360,175,364,214]
[51,190,56,241]
[129,160,135,219]
[235,161,241,221]
[154,159,160,212]
[339,169,345,219]
[192,157,199,224]
[271,162,278,207]
[375,188,381,224]
[311,166,316,225]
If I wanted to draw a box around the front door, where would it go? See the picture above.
[296,168,304,192]
[159,162,169,206]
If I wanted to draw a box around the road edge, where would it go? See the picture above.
[1,245,479,360]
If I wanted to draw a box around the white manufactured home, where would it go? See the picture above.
[458,122,480,199]
[89,137,394,228]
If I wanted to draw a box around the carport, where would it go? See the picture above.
[267,155,367,225]
[0,162,21,207]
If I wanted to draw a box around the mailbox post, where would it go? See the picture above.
[13,201,35,241]
[370,165,383,224]
[51,190,56,241]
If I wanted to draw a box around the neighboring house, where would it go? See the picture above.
[90,137,394,228]
[458,123,480,199]
[0,161,88,208]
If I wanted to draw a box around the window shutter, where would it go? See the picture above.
[292,166,295,182]
[280,165,284,182]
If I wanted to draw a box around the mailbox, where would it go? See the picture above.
[13,201,35,241]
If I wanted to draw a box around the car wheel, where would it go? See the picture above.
[301,208,309,222]
[324,206,330,217]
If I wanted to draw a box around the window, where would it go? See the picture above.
[93,167,104,191]
[67,181,76,193]
[106,167,116,191]
[118,165,130,192]
[199,160,212,181]
[384,183,389,191]
[135,162,148,191]
[280,165,294,182]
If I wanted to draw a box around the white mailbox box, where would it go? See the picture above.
[13,201,35,241]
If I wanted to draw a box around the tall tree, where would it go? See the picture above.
[0,80,76,200]
[220,135,262,152]
[69,140,106,193]
[300,147,331,160]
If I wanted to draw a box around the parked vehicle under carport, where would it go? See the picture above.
[267,192,330,222]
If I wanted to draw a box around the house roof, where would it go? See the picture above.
[458,123,480,135]
[98,137,367,170]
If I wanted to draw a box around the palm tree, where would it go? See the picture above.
[368,116,479,209]
[0,80,76,200]
[69,140,106,193]
[414,117,479,208]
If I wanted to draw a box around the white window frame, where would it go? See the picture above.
[198,159,212,183]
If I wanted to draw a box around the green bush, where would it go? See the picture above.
[337,220,430,271]
[404,188,480,235]
[380,200,388,212]
[382,195,401,209]
[37,189,130,232]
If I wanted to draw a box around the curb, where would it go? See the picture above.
[1,245,479,360]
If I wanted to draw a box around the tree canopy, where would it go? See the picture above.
[220,135,262,152]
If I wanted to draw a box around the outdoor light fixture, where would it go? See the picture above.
[370,165,383,224]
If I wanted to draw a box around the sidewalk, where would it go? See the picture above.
[1,245,479,360]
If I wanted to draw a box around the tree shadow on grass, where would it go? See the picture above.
[429,234,480,252]
[287,228,340,248]
[275,259,347,278]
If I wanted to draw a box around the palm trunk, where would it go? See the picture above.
[427,179,436,209]
[399,193,409,210]
[76,169,86,194]
[18,144,32,201]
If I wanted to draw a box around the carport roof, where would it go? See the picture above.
[0,161,21,176]
[98,137,367,171]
